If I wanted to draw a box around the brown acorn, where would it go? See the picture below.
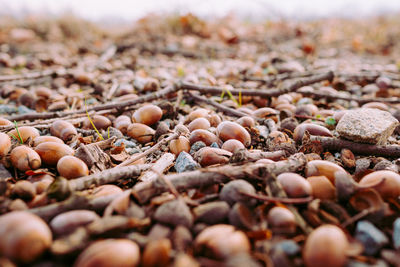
[307,175,336,200]
[303,225,349,267]
[236,116,255,128]
[82,115,111,130]
[91,184,123,198]
[277,172,312,198]
[188,117,211,132]
[189,129,221,146]
[0,118,12,126]
[74,239,140,267]
[50,210,99,236]
[113,115,132,134]
[0,211,52,264]
[142,238,171,267]
[252,107,278,122]
[11,180,36,201]
[57,156,89,179]
[35,142,74,166]
[194,147,232,167]
[127,123,155,144]
[0,132,11,157]
[8,126,40,143]
[27,174,54,194]
[10,145,41,171]
[358,170,400,200]
[132,104,162,126]
[207,114,222,127]
[221,139,245,153]
[33,136,64,147]
[216,121,251,147]
[293,123,332,143]
[186,108,210,123]
[305,160,346,184]
[170,136,191,156]
[267,206,297,233]
[50,120,77,142]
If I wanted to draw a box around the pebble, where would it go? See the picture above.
[0,104,17,114]
[193,201,230,224]
[18,105,35,114]
[220,179,256,206]
[274,240,301,257]
[175,152,199,173]
[355,220,389,255]
[210,142,219,148]
[336,108,398,145]
[154,199,193,228]
[189,141,206,155]
[105,127,124,139]
[114,138,138,148]
[393,217,400,250]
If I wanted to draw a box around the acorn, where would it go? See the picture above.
[186,108,209,123]
[33,86,52,99]
[82,115,111,130]
[236,116,255,128]
[132,104,162,126]
[189,129,221,146]
[0,117,12,126]
[0,132,11,157]
[92,184,123,198]
[11,180,36,201]
[8,126,40,143]
[33,136,64,147]
[207,114,222,127]
[170,136,191,156]
[74,239,140,267]
[267,206,296,234]
[142,238,171,267]
[194,224,250,259]
[57,156,89,179]
[305,160,346,184]
[303,225,349,267]
[0,211,52,264]
[35,142,74,166]
[221,139,245,153]
[293,123,332,143]
[216,121,251,147]
[358,170,400,200]
[113,115,131,134]
[27,174,54,194]
[50,120,77,142]
[10,145,41,171]
[194,147,232,167]
[252,107,278,122]
[50,210,99,236]
[277,172,312,198]
[127,123,155,144]
[307,176,336,200]
[188,117,210,132]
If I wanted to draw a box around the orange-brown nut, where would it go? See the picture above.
[33,136,64,147]
[277,172,312,198]
[194,147,232,167]
[92,184,123,198]
[188,117,210,132]
[127,123,155,144]
[359,170,400,200]
[293,123,332,143]
[207,114,222,127]
[9,126,40,143]
[142,238,171,267]
[216,121,251,147]
[50,120,77,142]
[35,142,74,166]
[169,136,191,156]
[303,225,349,267]
[267,206,296,233]
[236,116,255,128]
[307,175,336,200]
[113,115,131,134]
[221,139,245,153]
[10,145,41,171]
[82,115,112,130]
[132,104,162,126]
[189,129,221,146]
[57,156,89,179]
[0,117,12,126]
[252,107,278,122]
[0,132,11,157]
[305,160,346,184]
[186,108,210,123]
[50,210,99,236]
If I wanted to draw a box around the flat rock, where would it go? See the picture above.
[336,108,398,145]
[355,220,389,256]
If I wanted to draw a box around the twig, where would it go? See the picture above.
[299,90,400,104]
[181,71,334,97]
[230,149,287,163]
[0,69,57,82]
[132,153,307,204]
[140,153,175,182]
[106,82,119,100]
[240,191,313,204]
[310,136,400,157]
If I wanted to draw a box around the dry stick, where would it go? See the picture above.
[242,70,318,85]
[131,152,307,204]
[181,71,334,97]
[0,69,56,82]
[240,191,313,204]
[6,84,179,121]
[140,153,175,182]
[230,149,287,163]
[106,82,119,100]
[118,124,187,167]
[300,90,400,104]
[310,136,400,157]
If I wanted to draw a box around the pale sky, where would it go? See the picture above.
[1,0,400,22]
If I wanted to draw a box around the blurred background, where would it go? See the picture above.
[2,0,400,22]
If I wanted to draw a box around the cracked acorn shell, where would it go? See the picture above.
[358,170,400,200]
[57,155,89,179]
[10,145,41,171]
[74,239,140,267]
[50,120,77,142]
[0,211,52,264]
[35,142,74,166]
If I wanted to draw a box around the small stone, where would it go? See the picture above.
[220,180,256,206]
[274,240,301,257]
[193,201,230,224]
[336,108,398,145]
[0,105,17,114]
[18,105,35,114]
[154,199,193,228]
[189,141,206,155]
[210,142,219,148]
[105,127,123,139]
[355,220,389,255]
[393,218,400,250]
[114,139,137,148]
[175,152,199,173]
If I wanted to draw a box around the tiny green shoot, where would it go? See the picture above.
[325,117,336,126]
[224,86,239,106]
[13,121,23,144]
[84,97,104,141]
[107,126,110,139]
[238,89,242,107]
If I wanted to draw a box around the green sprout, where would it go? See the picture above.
[12,121,23,144]
[85,97,104,141]
[325,117,336,126]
